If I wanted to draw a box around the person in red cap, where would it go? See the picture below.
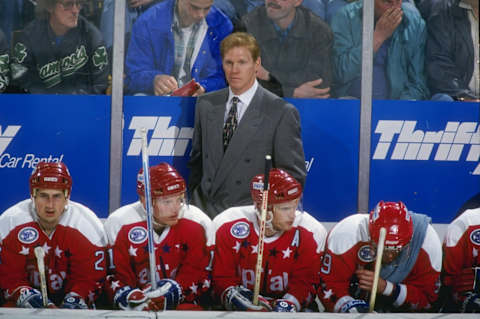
[212,168,327,312]
[0,162,107,309]
[104,162,213,311]
[318,201,442,313]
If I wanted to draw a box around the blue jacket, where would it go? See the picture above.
[125,0,233,95]
[331,1,429,100]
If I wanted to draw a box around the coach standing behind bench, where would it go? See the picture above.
[188,32,306,218]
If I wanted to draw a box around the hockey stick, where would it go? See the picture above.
[141,127,158,290]
[369,227,386,312]
[34,246,48,307]
[253,155,272,306]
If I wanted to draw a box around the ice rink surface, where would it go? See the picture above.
[0,309,476,319]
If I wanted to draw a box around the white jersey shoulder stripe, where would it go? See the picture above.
[104,201,145,245]
[444,208,480,247]
[182,204,214,246]
[0,199,35,241]
[295,211,328,253]
[327,214,370,255]
[59,200,107,247]
[213,205,256,234]
[422,224,443,272]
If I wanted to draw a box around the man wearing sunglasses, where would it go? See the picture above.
[318,201,442,313]
[10,0,109,94]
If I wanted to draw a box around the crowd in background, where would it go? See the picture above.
[0,0,478,101]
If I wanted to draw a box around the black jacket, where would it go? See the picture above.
[10,16,109,94]
[426,0,478,99]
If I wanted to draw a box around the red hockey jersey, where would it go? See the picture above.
[0,199,107,306]
[103,201,213,305]
[443,208,480,302]
[318,214,442,312]
[212,206,327,310]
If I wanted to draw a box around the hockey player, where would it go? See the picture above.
[442,207,480,313]
[318,201,442,312]
[212,168,327,312]
[104,163,213,311]
[0,162,107,309]
[10,0,109,94]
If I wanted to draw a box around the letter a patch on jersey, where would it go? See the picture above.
[290,229,300,247]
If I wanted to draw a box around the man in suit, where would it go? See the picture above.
[188,32,306,218]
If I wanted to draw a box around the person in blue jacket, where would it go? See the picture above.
[125,0,233,96]
[330,0,429,100]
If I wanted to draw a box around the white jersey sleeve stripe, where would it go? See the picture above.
[445,208,480,247]
[393,284,407,307]
[422,225,442,272]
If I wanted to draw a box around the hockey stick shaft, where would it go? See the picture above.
[369,227,386,312]
[34,247,48,307]
[253,155,272,305]
[141,128,157,290]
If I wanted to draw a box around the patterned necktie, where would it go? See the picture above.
[223,97,239,151]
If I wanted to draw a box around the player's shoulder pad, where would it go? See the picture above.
[182,204,215,246]
[294,211,328,253]
[213,205,255,230]
[327,214,369,255]
[60,200,106,247]
[421,224,442,272]
[445,208,480,247]
[104,201,145,245]
[0,199,34,240]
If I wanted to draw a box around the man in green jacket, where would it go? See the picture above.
[331,0,429,100]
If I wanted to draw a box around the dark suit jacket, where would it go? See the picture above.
[188,85,306,218]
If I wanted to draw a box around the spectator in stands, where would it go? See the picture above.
[0,0,36,47]
[441,207,480,312]
[80,0,104,26]
[214,0,328,27]
[318,201,442,312]
[100,0,163,63]
[10,0,109,94]
[188,32,306,218]
[125,0,233,96]
[331,0,430,100]
[324,0,421,25]
[323,0,354,24]
[0,29,9,93]
[426,0,479,102]
[238,0,333,98]
[414,0,446,21]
